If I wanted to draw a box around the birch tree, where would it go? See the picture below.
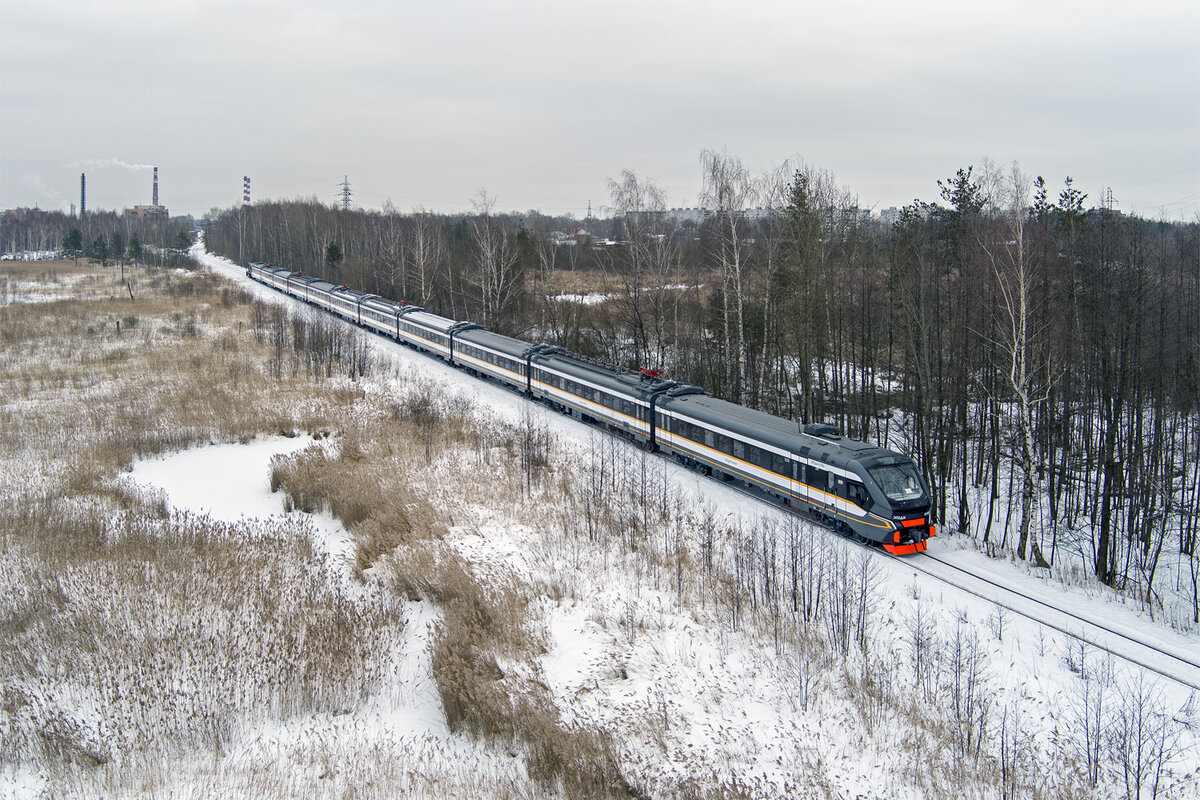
[700,149,757,405]
[982,163,1051,567]
[605,169,680,368]
[468,190,523,332]
[407,208,447,308]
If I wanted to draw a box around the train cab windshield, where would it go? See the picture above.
[868,460,926,503]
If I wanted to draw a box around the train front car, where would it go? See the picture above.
[856,453,935,554]
[794,427,935,554]
[654,390,933,554]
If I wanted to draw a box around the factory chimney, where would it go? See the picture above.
[80,173,86,216]
[153,167,159,207]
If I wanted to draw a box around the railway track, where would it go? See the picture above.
[895,549,1200,692]
[690,467,1200,691]
[207,246,1200,693]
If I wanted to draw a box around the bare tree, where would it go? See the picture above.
[518,403,552,496]
[700,149,757,404]
[467,190,523,332]
[1111,672,1179,800]
[407,207,447,308]
[604,169,679,368]
[378,200,406,299]
[980,163,1052,567]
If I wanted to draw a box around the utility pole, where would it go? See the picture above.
[339,176,352,211]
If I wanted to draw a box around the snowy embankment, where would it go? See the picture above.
[162,243,1200,798]
[105,438,533,798]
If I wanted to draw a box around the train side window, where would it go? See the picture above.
[847,482,871,510]
[806,465,825,488]
[749,446,767,469]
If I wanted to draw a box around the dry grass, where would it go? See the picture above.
[1,499,397,770]
[0,262,408,797]
[265,383,638,798]
[6,259,1186,799]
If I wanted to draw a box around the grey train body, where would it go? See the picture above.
[248,262,935,554]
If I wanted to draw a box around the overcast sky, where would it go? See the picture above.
[2,1,1198,220]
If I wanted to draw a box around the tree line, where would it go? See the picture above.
[23,154,1199,615]
[1,209,196,269]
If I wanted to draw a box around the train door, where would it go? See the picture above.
[839,478,872,512]
[787,454,800,507]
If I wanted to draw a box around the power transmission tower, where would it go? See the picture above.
[339,176,352,211]
[240,176,251,264]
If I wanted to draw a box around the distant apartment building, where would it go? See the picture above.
[125,167,169,221]
[125,205,170,222]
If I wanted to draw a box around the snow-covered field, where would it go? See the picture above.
[206,246,1200,796]
[2,249,1197,798]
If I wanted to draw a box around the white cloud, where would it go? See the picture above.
[2,0,1197,217]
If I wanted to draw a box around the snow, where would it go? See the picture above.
[124,435,311,523]
[547,291,614,305]
[49,238,1185,797]
[545,283,702,306]
[927,542,1200,687]
[106,434,531,798]
[122,435,438,729]
[0,250,59,261]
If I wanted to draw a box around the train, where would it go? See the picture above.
[247,262,935,555]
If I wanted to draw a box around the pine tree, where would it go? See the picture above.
[63,228,83,263]
[88,236,108,266]
[109,231,126,266]
[325,241,343,281]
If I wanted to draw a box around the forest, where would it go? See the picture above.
[0,208,195,269]
[5,154,1198,620]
